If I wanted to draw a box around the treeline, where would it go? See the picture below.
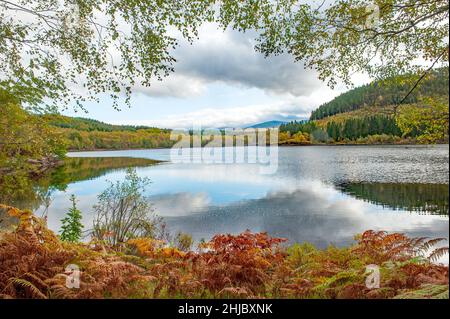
[311,68,449,120]
[279,120,316,135]
[62,129,176,151]
[41,114,176,151]
[280,115,408,143]
[326,115,402,141]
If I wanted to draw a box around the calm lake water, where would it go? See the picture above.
[10,145,450,260]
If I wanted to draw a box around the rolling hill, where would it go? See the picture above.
[42,114,174,151]
[43,114,169,133]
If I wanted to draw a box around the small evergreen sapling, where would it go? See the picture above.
[60,195,84,242]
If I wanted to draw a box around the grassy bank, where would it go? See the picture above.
[0,205,448,299]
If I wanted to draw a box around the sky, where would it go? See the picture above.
[63,23,370,129]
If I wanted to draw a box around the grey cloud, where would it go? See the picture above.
[172,27,322,96]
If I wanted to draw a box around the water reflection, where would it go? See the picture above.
[150,192,211,217]
[0,157,160,211]
[163,186,449,248]
[338,183,449,215]
[1,146,448,257]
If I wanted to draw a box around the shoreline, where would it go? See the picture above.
[67,147,172,153]
[67,143,449,153]
[280,143,449,147]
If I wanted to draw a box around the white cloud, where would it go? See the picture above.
[132,23,328,99]
[121,23,361,128]
[64,21,367,127]
[172,25,324,96]
[114,84,345,128]
[120,101,305,128]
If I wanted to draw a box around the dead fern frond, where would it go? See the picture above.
[0,206,448,299]
[218,286,251,298]
[429,247,449,263]
[419,238,447,252]
[7,278,47,299]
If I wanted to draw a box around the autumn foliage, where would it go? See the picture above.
[0,206,448,299]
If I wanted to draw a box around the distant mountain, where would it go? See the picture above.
[246,120,291,129]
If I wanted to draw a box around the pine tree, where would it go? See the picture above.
[60,195,84,242]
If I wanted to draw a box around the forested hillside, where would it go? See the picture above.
[43,115,165,133]
[280,69,449,144]
[43,115,175,151]
[279,113,406,145]
[310,68,449,120]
